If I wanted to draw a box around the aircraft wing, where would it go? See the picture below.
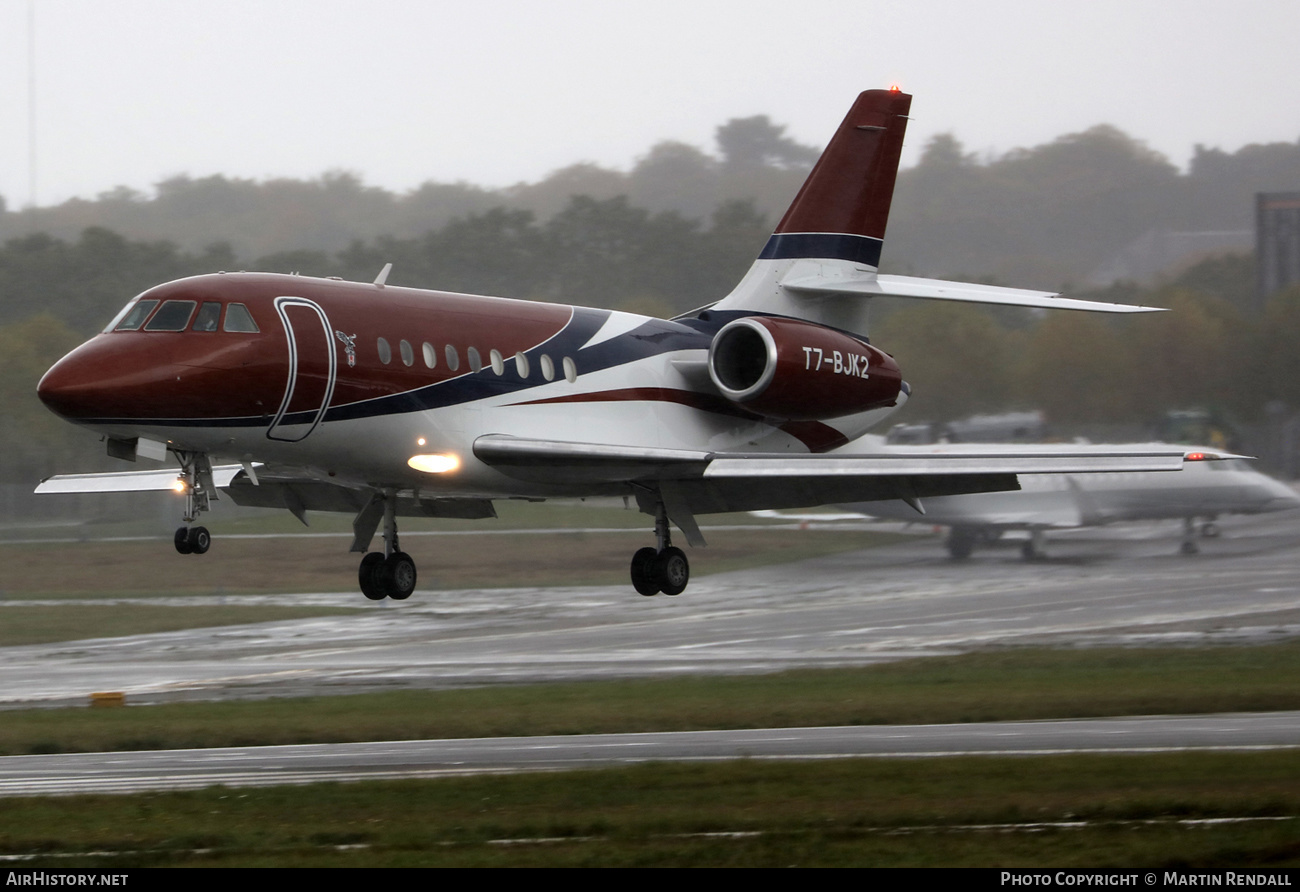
[473,434,1194,523]
[35,464,496,525]
[35,465,245,493]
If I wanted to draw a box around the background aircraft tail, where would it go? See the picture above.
[708,88,1160,335]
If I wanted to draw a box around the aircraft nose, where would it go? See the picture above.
[39,329,285,425]
[1266,477,1300,510]
[37,345,104,420]
[36,334,188,422]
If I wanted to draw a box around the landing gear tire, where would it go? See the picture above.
[188,526,211,555]
[1180,540,1199,556]
[359,552,386,600]
[655,547,689,596]
[382,552,417,600]
[174,527,193,555]
[1021,541,1040,561]
[947,528,975,560]
[631,547,661,596]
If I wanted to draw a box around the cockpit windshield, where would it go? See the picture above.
[107,299,159,332]
[144,300,198,331]
[106,298,261,334]
[223,303,259,332]
[191,301,221,332]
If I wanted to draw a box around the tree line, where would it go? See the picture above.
[3,112,1298,289]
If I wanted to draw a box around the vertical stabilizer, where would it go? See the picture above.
[763,88,911,267]
[710,88,912,333]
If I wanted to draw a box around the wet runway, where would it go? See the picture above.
[2,511,1298,708]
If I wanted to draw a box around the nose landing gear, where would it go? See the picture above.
[172,451,215,557]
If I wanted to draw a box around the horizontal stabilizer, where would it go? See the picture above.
[782,271,1164,314]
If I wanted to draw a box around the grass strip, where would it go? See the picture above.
[2,752,1298,866]
[2,642,1298,755]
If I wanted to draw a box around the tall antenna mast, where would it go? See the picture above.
[27,0,37,216]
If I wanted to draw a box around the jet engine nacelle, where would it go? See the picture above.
[707,316,902,421]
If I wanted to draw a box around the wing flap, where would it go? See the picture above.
[473,435,711,484]
[704,448,1189,478]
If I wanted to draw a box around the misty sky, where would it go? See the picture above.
[1,0,1297,209]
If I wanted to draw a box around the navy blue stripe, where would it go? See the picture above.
[315,308,712,424]
[758,232,882,266]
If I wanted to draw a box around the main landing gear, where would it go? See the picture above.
[174,524,211,555]
[947,526,1044,560]
[1180,516,1201,555]
[946,526,977,559]
[1020,529,1046,561]
[630,500,690,596]
[356,492,417,601]
[171,451,215,557]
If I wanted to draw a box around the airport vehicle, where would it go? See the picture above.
[840,442,1299,558]
[36,88,1186,599]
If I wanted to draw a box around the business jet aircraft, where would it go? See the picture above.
[36,87,1191,600]
[839,442,1299,559]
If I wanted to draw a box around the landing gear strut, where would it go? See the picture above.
[1180,517,1200,555]
[1020,529,1046,561]
[629,499,690,596]
[356,492,417,601]
[172,451,214,557]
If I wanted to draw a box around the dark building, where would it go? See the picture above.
[1257,191,1300,306]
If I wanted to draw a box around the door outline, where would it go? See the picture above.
[267,296,337,442]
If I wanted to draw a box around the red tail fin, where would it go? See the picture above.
[758,88,912,268]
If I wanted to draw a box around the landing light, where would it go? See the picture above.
[172,478,188,494]
[408,453,460,474]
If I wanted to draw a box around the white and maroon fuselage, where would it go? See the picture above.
[37,272,906,500]
[36,88,1180,600]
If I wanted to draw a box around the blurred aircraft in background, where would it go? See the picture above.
[839,442,1299,558]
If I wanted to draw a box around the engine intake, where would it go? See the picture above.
[707,316,901,421]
